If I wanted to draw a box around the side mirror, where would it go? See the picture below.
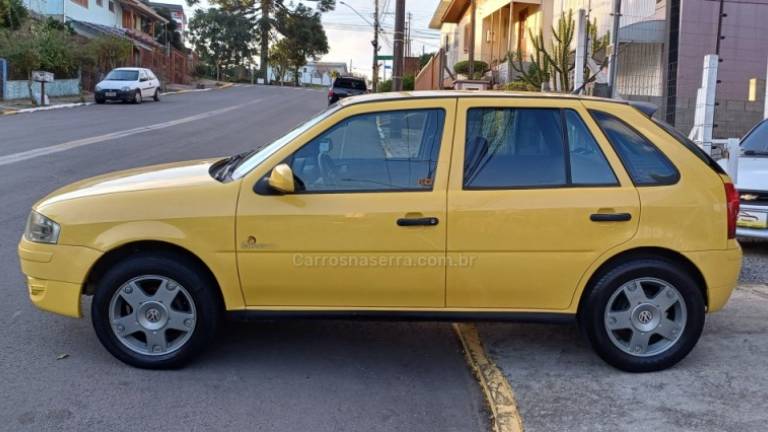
[268,163,295,193]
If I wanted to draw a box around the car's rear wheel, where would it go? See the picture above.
[579,258,705,372]
[134,90,142,104]
[153,89,160,102]
[91,253,220,369]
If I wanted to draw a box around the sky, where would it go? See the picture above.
[175,0,442,80]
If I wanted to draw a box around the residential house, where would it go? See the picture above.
[148,2,187,43]
[20,0,201,87]
[269,61,349,86]
[423,0,768,137]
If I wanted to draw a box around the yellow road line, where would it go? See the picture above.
[453,323,524,432]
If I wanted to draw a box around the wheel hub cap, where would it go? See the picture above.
[137,301,168,330]
[631,304,660,332]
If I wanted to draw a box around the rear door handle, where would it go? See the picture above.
[397,217,439,227]
[590,213,632,222]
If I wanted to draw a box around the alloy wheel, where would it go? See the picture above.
[603,277,687,357]
[108,275,196,356]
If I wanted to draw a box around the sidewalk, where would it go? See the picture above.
[0,94,91,115]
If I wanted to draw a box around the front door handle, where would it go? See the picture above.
[397,217,439,227]
[590,213,632,222]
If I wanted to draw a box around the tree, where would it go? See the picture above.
[418,52,434,69]
[188,8,257,81]
[0,19,81,105]
[277,5,328,86]
[188,0,335,84]
[0,0,27,30]
[154,8,186,52]
[85,35,133,75]
[268,38,290,85]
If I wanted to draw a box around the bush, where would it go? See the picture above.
[378,79,392,92]
[503,80,538,92]
[0,0,27,30]
[454,60,489,79]
[403,74,414,91]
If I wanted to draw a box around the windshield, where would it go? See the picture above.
[741,119,768,154]
[231,104,341,179]
[105,70,139,81]
[334,78,366,91]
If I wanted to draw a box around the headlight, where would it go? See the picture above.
[121,86,130,92]
[24,211,61,244]
[95,84,102,91]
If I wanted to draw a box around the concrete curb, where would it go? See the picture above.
[2,83,239,116]
[1,102,92,116]
[453,323,525,432]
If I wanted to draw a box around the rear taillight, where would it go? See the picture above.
[328,89,333,98]
[725,182,739,239]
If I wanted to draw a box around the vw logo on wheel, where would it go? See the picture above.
[637,310,653,324]
[145,308,161,323]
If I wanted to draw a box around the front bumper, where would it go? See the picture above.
[95,89,133,101]
[18,238,102,318]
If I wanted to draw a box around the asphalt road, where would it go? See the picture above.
[0,86,488,432]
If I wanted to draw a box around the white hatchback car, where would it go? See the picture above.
[721,119,768,239]
[95,67,161,104]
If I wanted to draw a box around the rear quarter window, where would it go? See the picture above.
[652,118,726,175]
[590,110,679,186]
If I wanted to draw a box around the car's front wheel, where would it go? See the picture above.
[579,258,705,372]
[91,252,221,369]
[133,90,142,104]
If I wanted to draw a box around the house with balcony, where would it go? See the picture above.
[22,0,168,66]
[421,0,552,88]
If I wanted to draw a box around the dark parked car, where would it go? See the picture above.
[328,77,367,105]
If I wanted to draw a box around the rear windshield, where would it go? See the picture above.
[652,119,726,174]
[334,78,366,90]
[105,70,139,81]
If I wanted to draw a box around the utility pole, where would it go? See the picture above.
[393,0,405,91]
[607,0,621,97]
[406,12,412,57]
[468,0,476,77]
[372,0,380,92]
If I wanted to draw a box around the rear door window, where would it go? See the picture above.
[464,108,566,188]
[590,110,679,186]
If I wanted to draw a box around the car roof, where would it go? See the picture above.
[112,67,145,72]
[337,90,646,112]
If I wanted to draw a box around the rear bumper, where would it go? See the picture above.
[18,238,102,318]
[685,243,742,312]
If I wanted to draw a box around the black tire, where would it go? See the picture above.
[579,258,705,372]
[91,252,221,369]
[153,89,160,102]
[134,90,142,104]
[95,97,105,104]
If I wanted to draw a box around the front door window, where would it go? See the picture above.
[288,109,445,192]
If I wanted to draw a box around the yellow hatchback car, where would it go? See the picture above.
[19,92,742,372]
